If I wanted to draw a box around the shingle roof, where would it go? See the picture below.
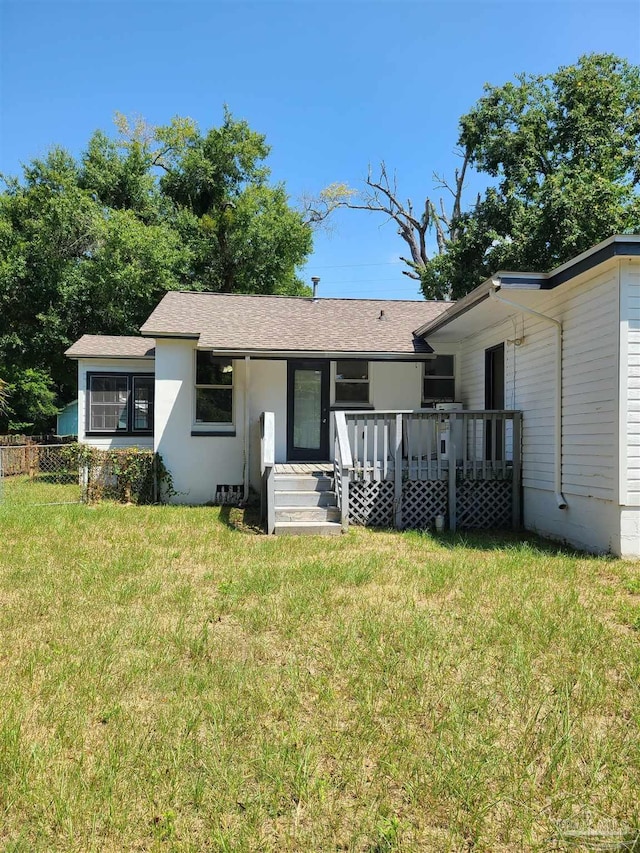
[65,335,156,359]
[139,292,451,354]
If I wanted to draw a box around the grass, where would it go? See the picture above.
[0,487,639,851]
[0,474,80,505]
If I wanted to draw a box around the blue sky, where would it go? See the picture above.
[1,0,639,299]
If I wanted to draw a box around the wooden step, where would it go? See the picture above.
[274,520,343,536]
[275,506,341,523]
[274,475,334,491]
[274,490,337,508]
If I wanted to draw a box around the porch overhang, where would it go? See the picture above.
[189,347,436,360]
[414,234,640,343]
[418,286,552,344]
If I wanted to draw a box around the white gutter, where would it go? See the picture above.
[490,281,567,510]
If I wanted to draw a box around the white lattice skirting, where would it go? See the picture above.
[350,481,394,527]
[349,478,513,530]
[401,480,448,529]
[456,480,512,529]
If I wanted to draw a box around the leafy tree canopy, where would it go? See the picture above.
[326,54,640,300]
[436,53,640,299]
[0,109,313,431]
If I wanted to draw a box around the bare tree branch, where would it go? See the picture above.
[452,149,470,223]
[305,158,472,296]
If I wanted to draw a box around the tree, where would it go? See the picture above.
[319,162,470,295]
[330,54,640,300]
[441,53,640,298]
[0,110,314,432]
[157,109,312,293]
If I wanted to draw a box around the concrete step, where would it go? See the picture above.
[274,475,334,492]
[274,520,343,536]
[275,505,341,523]
[274,490,337,508]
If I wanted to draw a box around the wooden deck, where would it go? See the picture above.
[274,463,333,475]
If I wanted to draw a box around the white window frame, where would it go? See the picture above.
[422,356,455,404]
[193,352,234,427]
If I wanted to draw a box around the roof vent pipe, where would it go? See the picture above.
[311,276,320,299]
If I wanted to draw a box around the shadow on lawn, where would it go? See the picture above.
[217,504,264,534]
[401,527,612,559]
[213,505,606,559]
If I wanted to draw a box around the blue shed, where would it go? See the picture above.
[56,400,78,437]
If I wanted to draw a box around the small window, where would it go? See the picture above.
[423,355,455,402]
[335,361,369,405]
[195,353,233,423]
[87,374,154,433]
[133,376,154,431]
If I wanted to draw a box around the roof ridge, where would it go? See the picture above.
[78,333,146,339]
[163,291,450,305]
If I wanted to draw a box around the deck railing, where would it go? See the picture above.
[334,409,522,531]
[260,411,276,534]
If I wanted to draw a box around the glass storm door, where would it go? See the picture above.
[287,360,330,461]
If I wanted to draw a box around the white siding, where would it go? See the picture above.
[457,266,619,503]
[77,357,154,450]
[443,264,621,554]
[619,260,640,504]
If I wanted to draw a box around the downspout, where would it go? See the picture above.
[243,355,251,502]
[490,281,567,510]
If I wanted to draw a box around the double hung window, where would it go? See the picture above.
[195,353,233,423]
[87,374,154,433]
[334,361,369,405]
[423,356,455,403]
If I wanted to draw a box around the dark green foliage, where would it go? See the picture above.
[421,54,640,299]
[73,444,174,504]
[0,110,313,431]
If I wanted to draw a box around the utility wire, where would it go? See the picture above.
[300,261,404,269]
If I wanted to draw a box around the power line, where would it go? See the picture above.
[320,278,412,285]
[300,261,404,269]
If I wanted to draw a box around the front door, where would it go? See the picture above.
[287,360,330,461]
[485,343,505,460]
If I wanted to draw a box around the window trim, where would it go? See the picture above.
[193,352,235,428]
[334,360,371,407]
[85,371,154,437]
[422,355,456,404]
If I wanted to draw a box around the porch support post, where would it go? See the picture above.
[266,467,276,535]
[512,411,522,529]
[394,413,403,529]
[448,413,457,533]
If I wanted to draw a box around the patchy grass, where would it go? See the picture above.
[1,474,80,505]
[0,498,639,851]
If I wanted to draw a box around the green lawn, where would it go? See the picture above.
[0,497,639,851]
[1,474,80,505]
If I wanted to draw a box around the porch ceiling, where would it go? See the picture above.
[425,288,550,344]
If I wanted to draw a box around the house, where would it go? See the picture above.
[65,235,640,555]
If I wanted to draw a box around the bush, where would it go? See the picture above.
[72,445,174,504]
